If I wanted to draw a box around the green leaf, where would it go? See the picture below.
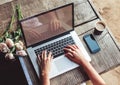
[9,13,15,31]
[5,32,9,38]
[10,46,16,53]
[0,38,3,43]
[5,32,13,39]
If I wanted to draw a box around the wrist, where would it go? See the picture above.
[41,71,49,78]
[80,59,90,67]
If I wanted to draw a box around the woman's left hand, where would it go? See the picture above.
[38,50,53,77]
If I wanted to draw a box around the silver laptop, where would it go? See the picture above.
[20,3,91,79]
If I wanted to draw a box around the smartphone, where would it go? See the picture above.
[83,34,100,53]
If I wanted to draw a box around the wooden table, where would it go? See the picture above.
[0,0,120,85]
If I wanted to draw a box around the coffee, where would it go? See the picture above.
[94,21,106,35]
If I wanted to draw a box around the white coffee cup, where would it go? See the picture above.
[94,21,106,35]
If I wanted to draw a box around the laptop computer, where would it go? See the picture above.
[20,3,91,79]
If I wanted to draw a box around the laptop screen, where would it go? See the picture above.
[21,4,73,47]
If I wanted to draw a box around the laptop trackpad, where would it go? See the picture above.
[55,57,75,71]
[50,56,79,78]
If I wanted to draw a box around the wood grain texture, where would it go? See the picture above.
[79,29,120,74]
[74,1,97,26]
[88,0,120,50]
[50,19,120,85]
[0,0,120,85]
[0,2,13,36]
[0,0,12,5]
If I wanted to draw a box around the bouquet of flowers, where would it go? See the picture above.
[0,5,27,61]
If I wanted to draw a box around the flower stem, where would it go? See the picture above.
[13,4,23,43]
[16,4,23,21]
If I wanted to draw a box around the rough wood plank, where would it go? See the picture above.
[88,0,120,50]
[13,0,86,18]
[74,1,97,26]
[12,0,46,18]
[50,30,120,85]
[74,18,108,41]
[75,19,99,35]
[51,67,89,85]
[79,31,120,73]
[0,0,120,85]
[12,0,96,26]
[0,0,12,5]
[0,2,13,36]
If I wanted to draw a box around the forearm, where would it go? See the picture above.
[41,74,50,85]
[81,60,106,85]
[43,11,57,21]
[49,12,57,19]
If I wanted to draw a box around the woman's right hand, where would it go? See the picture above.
[64,45,106,85]
[64,45,88,65]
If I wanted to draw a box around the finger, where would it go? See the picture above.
[37,54,41,62]
[64,48,73,54]
[56,22,58,30]
[59,21,61,28]
[48,51,52,60]
[49,52,53,62]
[37,55,41,65]
[57,21,60,29]
[54,21,57,30]
[44,50,47,60]
[37,59,41,66]
[41,51,44,60]
[40,52,43,61]
[49,55,53,62]
[64,48,73,53]
[67,52,73,57]
[72,44,77,48]
[37,54,42,66]
[52,21,55,31]
[50,21,53,31]
[65,53,74,60]
[52,21,55,30]
[51,56,53,61]
[66,45,75,51]
[74,44,79,49]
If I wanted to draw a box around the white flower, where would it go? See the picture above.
[18,40,24,47]
[5,38,14,48]
[16,50,27,56]
[15,42,23,51]
[0,43,10,53]
[5,52,15,60]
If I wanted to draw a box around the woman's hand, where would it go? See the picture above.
[50,18,61,31]
[64,45,88,65]
[38,50,53,77]
[65,45,106,85]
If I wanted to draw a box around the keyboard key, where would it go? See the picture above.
[34,36,75,58]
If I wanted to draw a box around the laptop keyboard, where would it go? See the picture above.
[34,36,75,58]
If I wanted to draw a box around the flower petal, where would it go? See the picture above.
[16,50,27,56]
[6,38,14,48]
